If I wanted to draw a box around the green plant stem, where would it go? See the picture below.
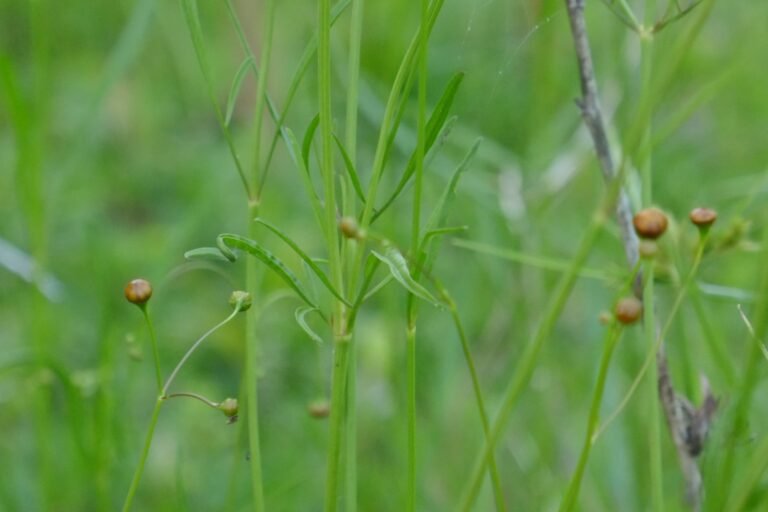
[246,209,266,512]
[161,304,240,397]
[165,392,220,409]
[446,299,506,511]
[121,398,163,512]
[458,207,610,511]
[638,3,665,506]
[343,1,363,507]
[592,235,710,441]
[251,0,275,196]
[560,324,624,511]
[141,307,163,393]
[644,261,664,511]
[406,308,417,512]
[715,227,768,508]
[324,338,351,512]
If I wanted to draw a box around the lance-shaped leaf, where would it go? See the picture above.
[372,72,465,222]
[254,218,351,307]
[217,234,318,308]
[301,114,320,170]
[295,306,324,345]
[333,134,366,205]
[225,55,254,126]
[371,243,441,307]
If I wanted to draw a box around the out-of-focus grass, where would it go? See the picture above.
[1,0,768,510]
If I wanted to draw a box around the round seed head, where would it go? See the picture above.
[229,291,252,312]
[124,279,152,306]
[633,208,669,240]
[689,207,717,228]
[308,400,330,419]
[615,296,643,325]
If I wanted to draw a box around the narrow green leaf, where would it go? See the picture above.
[217,234,318,308]
[295,307,324,344]
[225,55,254,126]
[302,114,321,170]
[184,247,231,262]
[373,72,465,222]
[333,134,366,204]
[371,244,441,307]
[281,126,325,230]
[424,139,481,238]
[254,218,351,307]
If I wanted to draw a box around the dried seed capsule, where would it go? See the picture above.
[124,279,152,306]
[633,208,668,240]
[689,208,717,228]
[229,290,252,312]
[615,296,643,325]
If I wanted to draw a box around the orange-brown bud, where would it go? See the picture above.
[339,217,364,240]
[633,208,668,240]
[124,279,152,306]
[615,296,643,325]
[689,207,717,228]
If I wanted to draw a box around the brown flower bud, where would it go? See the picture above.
[308,400,330,419]
[633,208,668,240]
[615,296,643,325]
[339,217,364,240]
[124,279,152,306]
[689,208,717,228]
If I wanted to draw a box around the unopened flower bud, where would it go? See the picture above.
[689,207,717,230]
[339,217,364,240]
[218,398,239,423]
[308,400,330,419]
[125,279,152,306]
[633,208,668,240]
[229,291,252,312]
[615,296,643,325]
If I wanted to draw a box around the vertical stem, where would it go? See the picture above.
[639,1,664,507]
[142,307,163,393]
[560,325,623,511]
[246,209,266,512]
[406,0,429,507]
[344,2,364,508]
[319,0,349,510]
[252,0,276,196]
[121,398,163,512]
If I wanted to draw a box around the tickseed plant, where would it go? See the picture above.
[121,283,250,512]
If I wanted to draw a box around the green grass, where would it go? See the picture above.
[3,0,768,510]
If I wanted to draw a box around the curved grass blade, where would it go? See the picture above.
[184,247,231,262]
[295,306,325,344]
[225,55,254,126]
[333,134,366,205]
[254,218,351,307]
[217,234,318,308]
[371,244,440,307]
[302,114,321,170]
[372,72,465,222]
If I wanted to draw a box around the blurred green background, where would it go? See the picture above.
[2,0,768,510]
